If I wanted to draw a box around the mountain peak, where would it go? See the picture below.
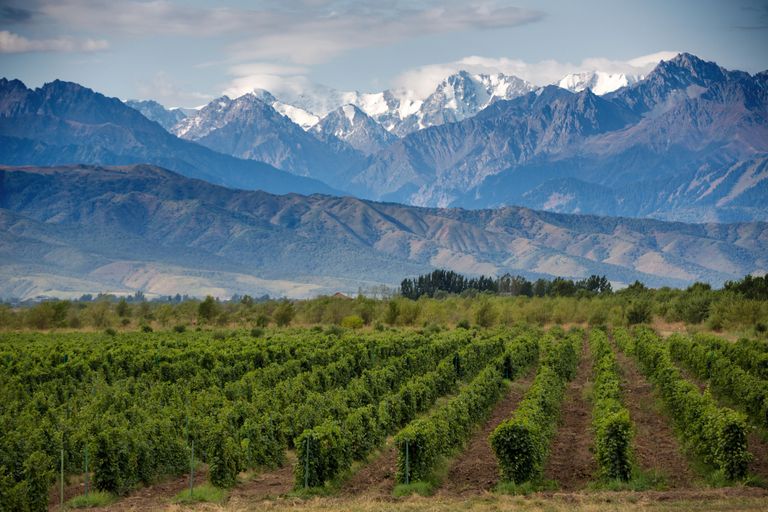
[250,88,278,104]
[312,103,397,155]
[653,52,727,84]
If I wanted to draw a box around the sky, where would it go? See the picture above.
[1,0,767,107]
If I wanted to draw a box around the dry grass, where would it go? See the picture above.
[144,489,768,512]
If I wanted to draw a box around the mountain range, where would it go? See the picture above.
[2,164,765,300]
[1,52,766,298]
[0,78,336,196]
[127,53,767,222]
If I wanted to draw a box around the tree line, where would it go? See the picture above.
[400,270,612,299]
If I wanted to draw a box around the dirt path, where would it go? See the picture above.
[339,441,399,498]
[71,453,294,511]
[436,367,536,497]
[85,467,209,512]
[228,452,296,503]
[614,349,696,487]
[543,337,596,490]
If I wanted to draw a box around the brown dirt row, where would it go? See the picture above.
[228,452,296,503]
[436,367,537,497]
[89,467,210,512]
[339,440,399,498]
[543,336,597,490]
[613,349,696,487]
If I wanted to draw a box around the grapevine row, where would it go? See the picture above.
[489,329,581,484]
[668,333,768,428]
[589,328,633,481]
[392,333,539,484]
[293,329,527,487]
[627,327,750,480]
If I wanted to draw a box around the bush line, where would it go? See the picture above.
[489,330,581,484]
[589,328,633,481]
[392,334,540,484]
[629,327,750,480]
[293,329,529,488]
[668,333,768,429]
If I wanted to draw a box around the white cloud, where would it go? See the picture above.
[24,1,543,64]
[392,51,681,97]
[136,72,213,107]
[0,30,108,53]
[229,3,544,65]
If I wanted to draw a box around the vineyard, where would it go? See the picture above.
[1,325,768,511]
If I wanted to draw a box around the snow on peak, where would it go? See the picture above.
[341,104,357,123]
[557,71,641,95]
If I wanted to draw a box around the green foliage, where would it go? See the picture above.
[198,296,219,324]
[208,428,241,488]
[92,427,140,495]
[589,329,633,481]
[24,451,54,512]
[490,366,563,483]
[474,300,498,328]
[290,329,513,489]
[631,327,751,480]
[67,491,115,508]
[668,333,768,429]
[626,300,652,324]
[490,331,580,483]
[340,315,364,329]
[294,421,350,488]
[0,328,440,507]
[394,350,521,484]
[273,300,295,327]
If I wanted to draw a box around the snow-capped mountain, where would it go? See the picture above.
[557,71,642,95]
[393,71,537,135]
[311,104,398,155]
[171,92,364,186]
[255,71,536,136]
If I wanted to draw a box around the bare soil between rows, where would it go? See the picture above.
[339,440,400,498]
[614,348,696,487]
[543,337,597,490]
[436,366,537,497]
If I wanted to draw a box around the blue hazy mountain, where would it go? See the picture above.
[1,164,766,300]
[0,79,338,196]
[351,54,768,222]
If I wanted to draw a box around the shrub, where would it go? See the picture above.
[341,315,364,329]
[294,421,350,488]
[24,451,54,512]
[626,301,652,325]
[208,429,241,488]
[490,331,579,483]
[273,301,295,327]
[491,366,563,483]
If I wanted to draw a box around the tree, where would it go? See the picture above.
[475,299,498,328]
[272,300,295,327]
[198,296,219,323]
[116,298,130,317]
